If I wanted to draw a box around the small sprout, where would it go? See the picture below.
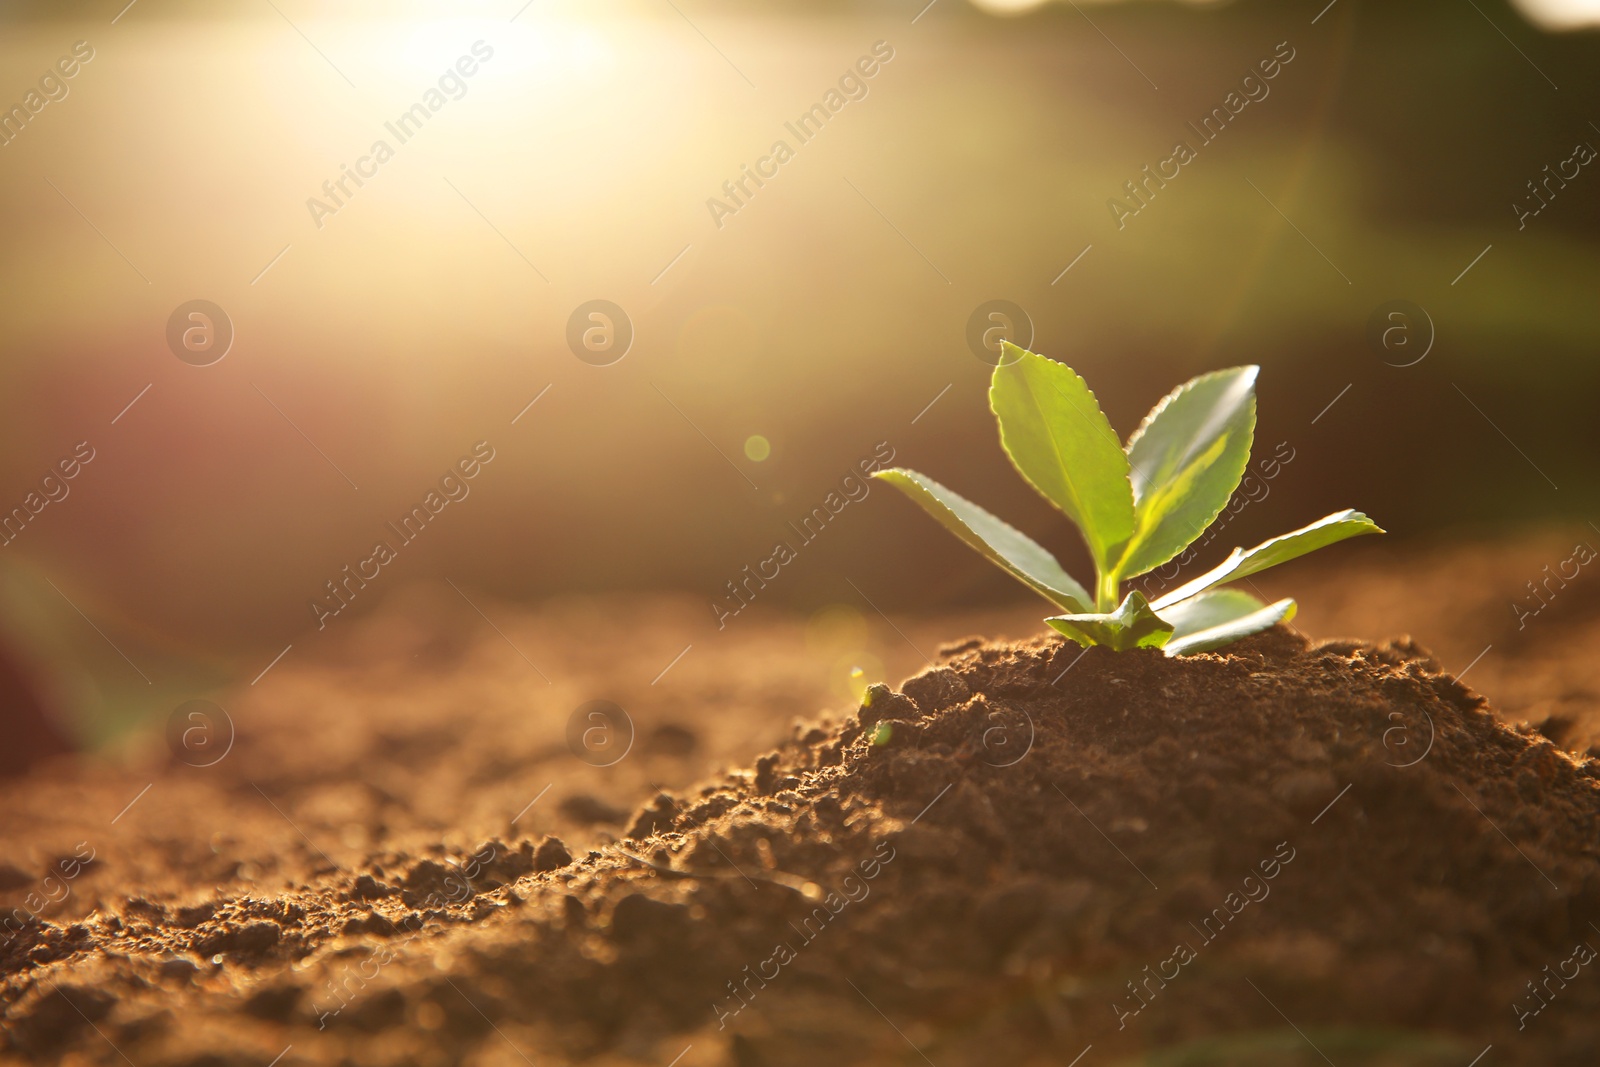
[874,344,1383,655]
[870,721,894,746]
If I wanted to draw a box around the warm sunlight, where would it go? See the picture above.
[1512,0,1600,27]
[2,1,1596,1064]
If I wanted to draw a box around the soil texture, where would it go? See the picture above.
[6,594,1600,1065]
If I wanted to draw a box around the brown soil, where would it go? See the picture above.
[4,533,1600,1066]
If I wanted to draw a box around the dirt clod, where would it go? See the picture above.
[533,836,573,872]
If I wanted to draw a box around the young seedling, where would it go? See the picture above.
[874,344,1382,655]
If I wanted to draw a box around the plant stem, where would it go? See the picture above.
[1096,571,1120,613]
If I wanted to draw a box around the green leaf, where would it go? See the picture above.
[990,344,1134,577]
[1159,588,1265,640]
[1151,510,1384,611]
[1164,597,1297,657]
[872,468,1092,611]
[1115,366,1258,580]
[1045,590,1173,651]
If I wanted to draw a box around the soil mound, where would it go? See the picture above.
[6,629,1600,1066]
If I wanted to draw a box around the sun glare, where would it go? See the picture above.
[1510,0,1600,28]
[392,14,615,82]
[970,0,1600,28]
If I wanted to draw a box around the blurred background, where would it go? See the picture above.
[0,0,1596,754]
